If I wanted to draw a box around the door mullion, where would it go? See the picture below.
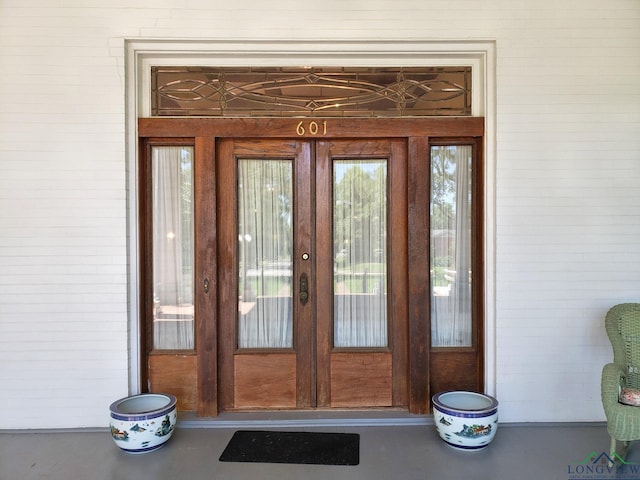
[216,138,238,412]
[195,136,218,416]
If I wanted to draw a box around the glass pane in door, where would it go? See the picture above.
[430,145,472,347]
[152,146,194,350]
[237,159,293,349]
[333,160,388,348]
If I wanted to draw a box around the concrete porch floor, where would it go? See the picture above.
[1,416,637,480]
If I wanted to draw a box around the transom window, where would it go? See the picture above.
[151,66,471,117]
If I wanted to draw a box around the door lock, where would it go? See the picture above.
[299,273,309,305]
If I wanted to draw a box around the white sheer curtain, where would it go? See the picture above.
[152,146,194,350]
[333,160,387,348]
[237,159,293,349]
[430,146,472,347]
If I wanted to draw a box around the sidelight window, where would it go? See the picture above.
[151,146,195,350]
[430,145,473,347]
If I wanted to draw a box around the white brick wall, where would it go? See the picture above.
[0,0,638,428]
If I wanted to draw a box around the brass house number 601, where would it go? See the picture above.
[296,120,328,136]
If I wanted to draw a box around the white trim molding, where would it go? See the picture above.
[125,39,497,399]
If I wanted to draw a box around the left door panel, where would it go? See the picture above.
[217,139,314,410]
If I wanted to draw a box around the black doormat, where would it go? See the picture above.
[219,430,360,466]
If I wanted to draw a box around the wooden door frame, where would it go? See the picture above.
[138,116,484,416]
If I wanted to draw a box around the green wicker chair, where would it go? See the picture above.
[601,303,640,461]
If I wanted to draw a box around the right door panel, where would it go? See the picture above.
[315,139,408,408]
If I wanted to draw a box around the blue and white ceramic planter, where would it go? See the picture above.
[109,393,177,454]
[432,391,498,451]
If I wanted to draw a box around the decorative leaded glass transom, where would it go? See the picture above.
[151,66,471,117]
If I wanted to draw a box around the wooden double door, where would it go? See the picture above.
[217,138,408,410]
[139,117,484,416]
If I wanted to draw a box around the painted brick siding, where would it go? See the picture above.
[0,0,639,428]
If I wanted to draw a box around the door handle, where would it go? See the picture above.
[299,273,309,305]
